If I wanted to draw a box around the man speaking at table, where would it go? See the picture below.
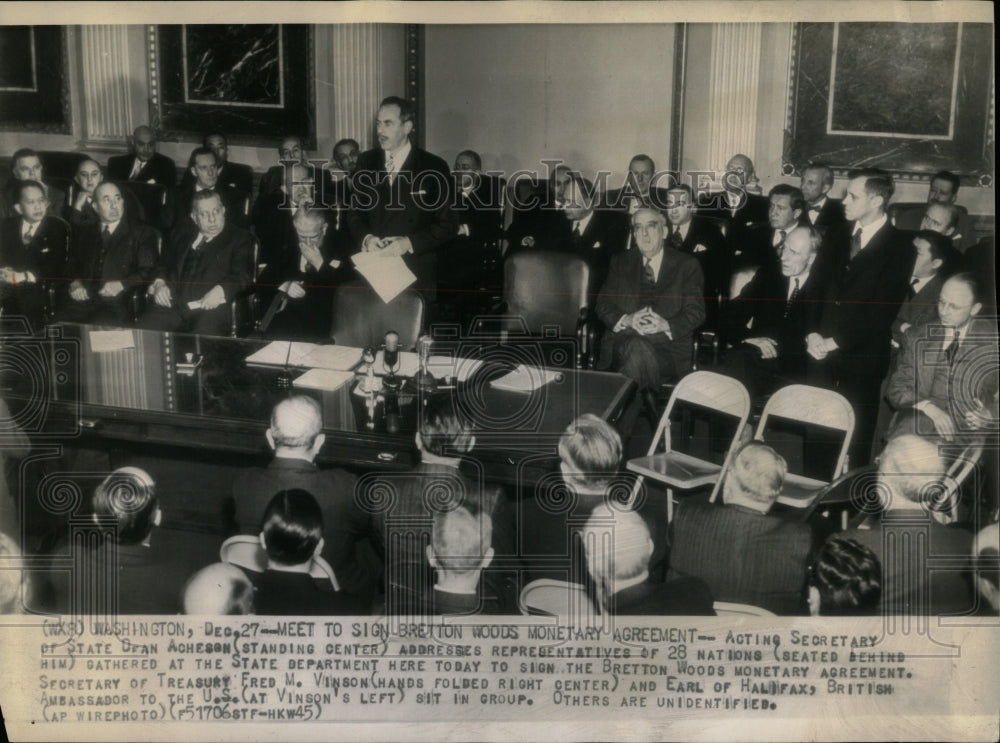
[138,190,252,335]
[347,96,456,304]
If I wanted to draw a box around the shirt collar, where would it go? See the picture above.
[574,210,595,235]
[102,219,121,235]
[21,219,41,236]
[788,270,809,297]
[808,197,827,212]
[644,247,665,278]
[911,274,933,295]
[852,213,888,251]
[386,141,411,171]
[675,220,691,240]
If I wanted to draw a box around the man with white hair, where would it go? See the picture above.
[668,441,812,614]
[835,434,974,615]
[182,562,254,615]
[972,523,999,614]
[231,396,376,597]
[581,509,714,615]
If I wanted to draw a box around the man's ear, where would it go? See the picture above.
[971,302,983,318]
[414,431,423,451]
[265,429,276,450]
[152,508,162,528]
[425,544,438,569]
[13,203,23,216]
[478,547,495,571]
[258,532,267,551]
[930,258,944,272]
[309,432,326,458]
[402,120,414,138]
[792,208,803,223]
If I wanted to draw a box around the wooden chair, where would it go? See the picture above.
[219,534,341,591]
[329,279,425,350]
[627,371,752,521]
[752,384,855,510]
[930,443,984,526]
[518,578,599,618]
[116,180,171,236]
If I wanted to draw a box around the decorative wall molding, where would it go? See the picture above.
[79,25,133,146]
[327,24,383,152]
[668,24,688,174]
[706,23,762,172]
[404,24,423,149]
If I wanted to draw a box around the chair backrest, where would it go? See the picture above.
[730,265,759,300]
[649,371,752,455]
[755,384,855,479]
[116,179,169,231]
[330,279,425,350]
[38,151,88,182]
[932,443,984,525]
[518,578,599,617]
[712,601,776,617]
[503,252,589,336]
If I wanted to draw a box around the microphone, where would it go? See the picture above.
[414,334,437,392]
[383,331,400,374]
[276,341,293,393]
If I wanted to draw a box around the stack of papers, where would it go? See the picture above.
[489,365,562,392]
[292,368,356,392]
[89,330,135,353]
[351,251,417,303]
[428,355,484,383]
[246,342,362,371]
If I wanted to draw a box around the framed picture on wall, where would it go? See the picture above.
[0,26,71,134]
[149,24,315,148]
[785,22,994,184]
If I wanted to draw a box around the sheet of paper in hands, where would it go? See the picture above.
[245,342,363,371]
[291,368,356,392]
[87,329,135,352]
[489,364,562,392]
[351,250,417,303]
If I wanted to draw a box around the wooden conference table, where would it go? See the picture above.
[31,323,636,485]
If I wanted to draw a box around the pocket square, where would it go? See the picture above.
[521,236,536,248]
[41,247,51,253]
[693,244,708,253]
[592,241,601,249]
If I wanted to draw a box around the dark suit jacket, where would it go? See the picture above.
[106,152,177,188]
[231,457,375,596]
[886,318,998,436]
[667,216,728,303]
[347,146,457,295]
[698,191,769,237]
[731,223,787,273]
[156,220,252,306]
[891,274,945,348]
[0,215,68,281]
[180,160,254,197]
[722,263,826,378]
[668,500,812,615]
[818,219,914,378]
[895,204,976,250]
[799,197,846,232]
[603,185,672,213]
[440,175,505,290]
[248,569,369,616]
[839,512,974,615]
[173,183,249,231]
[609,576,716,615]
[69,220,158,290]
[596,245,706,375]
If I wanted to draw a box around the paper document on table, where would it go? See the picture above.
[374,350,420,377]
[292,368,355,392]
[303,345,363,371]
[489,364,562,392]
[88,330,135,353]
[351,251,416,303]
[428,355,484,383]
[245,341,317,367]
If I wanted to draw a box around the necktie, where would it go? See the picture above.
[668,228,683,250]
[642,258,656,286]
[572,221,581,237]
[385,153,395,184]
[945,328,960,366]
[850,228,862,260]
[784,277,800,318]
[181,238,205,284]
[22,225,34,245]
[101,225,112,246]
[906,277,918,300]
[775,229,786,256]
[128,158,142,180]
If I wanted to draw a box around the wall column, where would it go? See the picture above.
[320,24,384,152]
[705,23,763,173]
[78,25,133,148]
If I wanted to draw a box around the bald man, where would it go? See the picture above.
[698,153,770,240]
[182,563,254,615]
[107,125,177,187]
[230,396,377,597]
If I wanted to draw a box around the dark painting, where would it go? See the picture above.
[183,25,282,106]
[829,24,958,138]
[0,26,70,133]
[153,24,314,148]
[785,22,994,180]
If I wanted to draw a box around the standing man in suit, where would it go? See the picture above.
[663,184,727,327]
[722,225,826,400]
[138,190,251,335]
[798,162,846,231]
[61,182,158,326]
[0,149,67,220]
[0,180,67,333]
[347,96,456,303]
[894,170,975,250]
[596,206,705,408]
[174,147,248,231]
[735,184,805,271]
[886,273,996,442]
[808,169,914,466]
[179,133,254,198]
[106,126,177,188]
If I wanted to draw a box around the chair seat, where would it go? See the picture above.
[626,451,722,488]
[519,579,598,617]
[775,473,828,508]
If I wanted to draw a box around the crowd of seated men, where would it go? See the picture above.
[0,94,997,618]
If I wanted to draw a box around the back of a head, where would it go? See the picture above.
[260,489,324,567]
[558,413,623,491]
[878,435,946,507]
[91,467,158,545]
[581,509,653,589]
[0,531,28,613]
[972,523,999,612]
[419,394,474,456]
[270,395,323,450]
[810,536,882,615]
[182,563,254,615]
[722,442,787,511]
[431,506,492,575]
